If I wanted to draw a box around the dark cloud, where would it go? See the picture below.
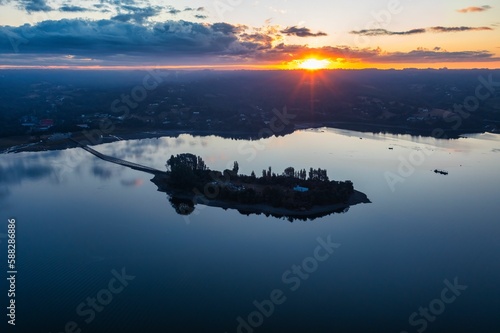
[0,19,244,56]
[100,0,137,5]
[184,7,205,12]
[212,22,246,35]
[59,5,90,12]
[457,5,492,13]
[111,6,160,23]
[351,26,493,36]
[0,18,498,67]
[93,3,110,12]
[19,0,52,12]
[1,0,137,13]
[350,28,426,36]
[167,6,181,15]
[194,15,208,19]
[430,26,493,32]
[280,26,327,37]
[239,33,274,50]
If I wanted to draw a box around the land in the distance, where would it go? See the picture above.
[1,69,499,152]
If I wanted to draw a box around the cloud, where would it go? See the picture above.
[247,44,499,64]
[194,15,208,19]
[351,26,493,36]
[59,5,91,12]
[0,19,245,57]
[184,7,205,12]
[280,26,327,37]
[111,6,161,23]
[0,18,498,67]
[211,22,246,34]
[100,0,137,5]
[350,28,426,36]
[19,0,52,12]
[370,48,497,63]
[457,5,492,13]
[430,26,493,32]
[167,6,181,15]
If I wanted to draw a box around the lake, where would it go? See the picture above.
[1,128,499,333]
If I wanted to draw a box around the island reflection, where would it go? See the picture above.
[67,142,371,222]
[153,153,370,222]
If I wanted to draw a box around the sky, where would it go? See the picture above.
[0,0,499,69]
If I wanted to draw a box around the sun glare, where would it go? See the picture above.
[298,58,331,70]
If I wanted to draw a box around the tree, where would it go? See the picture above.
[197,156,207,171]
[319,168,329,181]
[233,161,239,175]
[283,167,295,178]
[250,171,256,179]
[166,153,208,189]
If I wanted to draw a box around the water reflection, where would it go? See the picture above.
[0,161,52,184]
[1,128,499,333]
[165,192,352,222]
[120,178,144,187]
[1,128,499,215]
[91,165,114,179]
[169,197,195,215]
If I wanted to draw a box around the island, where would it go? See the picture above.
[152,153,370,221]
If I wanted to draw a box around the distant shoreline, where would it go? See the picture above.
[0,123,492,154]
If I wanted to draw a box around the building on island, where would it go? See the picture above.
[293,186,309,193]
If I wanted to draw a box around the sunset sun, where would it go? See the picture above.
[298,58,331,70]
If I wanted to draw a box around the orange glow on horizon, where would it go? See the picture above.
[297,58,332,70]
[0,61,499,71]
[283,57,339,70]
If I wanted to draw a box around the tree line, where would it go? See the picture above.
[165,153,354,209]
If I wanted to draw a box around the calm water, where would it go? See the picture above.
[1,129,499,333]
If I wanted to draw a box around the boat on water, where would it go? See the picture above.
[434,169,449,175]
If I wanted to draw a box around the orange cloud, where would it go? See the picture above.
[457,5,492,13]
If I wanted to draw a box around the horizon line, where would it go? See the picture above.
[1,65,499,71]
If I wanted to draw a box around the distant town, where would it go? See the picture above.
[1,69,499,151]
